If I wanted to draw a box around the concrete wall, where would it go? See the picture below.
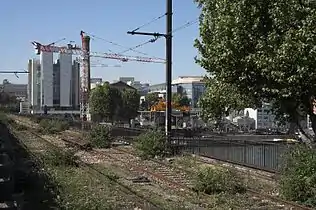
[71,60,80,108]
[40,52,53,107]
[59,53,72,107]
[29,59,40,108]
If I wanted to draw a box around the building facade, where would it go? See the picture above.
[40,51,54,107]
[59,53,72,107]
[148,76,206,108]
[28,59,41,109]
[28,57,80,110]
[245,103,277,129]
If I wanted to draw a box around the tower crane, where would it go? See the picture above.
[32,31,165,126]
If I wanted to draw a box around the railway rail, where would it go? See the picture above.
[58,132,314,210]
[11,116,315,209]
[12,129,161,210]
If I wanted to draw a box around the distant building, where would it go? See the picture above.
[28,59,41,109]
[0,83,28,101]
[245,103,277,129]
[28,58,80,110]
[119,77,135,84]
[90,78,103,89]
[148,76,206,108]
[110,81,136,91]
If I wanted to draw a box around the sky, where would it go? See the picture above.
[0,0,204,85]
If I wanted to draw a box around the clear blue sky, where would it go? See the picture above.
[1,0,204,84]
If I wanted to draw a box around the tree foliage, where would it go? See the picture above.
[120,89,140,120]
[198,78,256,123]
[280,145,316,207]
[195,0,316,143]
[172,93,191,107]
[89,83,121,122]
[144,92,160,110]
[90,83,140,122]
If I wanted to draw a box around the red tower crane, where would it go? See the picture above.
[32,32,165,126]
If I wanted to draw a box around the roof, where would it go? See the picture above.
[172,76,205,85]
[110,81,136,90]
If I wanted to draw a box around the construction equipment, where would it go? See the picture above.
[32,31,165,127]
[150,99,190,112]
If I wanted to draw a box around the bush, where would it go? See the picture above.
[193,165,246,194]
[39,119,69,134]
[134,129,167,159]
[88,125,113,148]
[14,123,27,131]
[44,149,79,167]
[280,145,316,207]
[0,112,13,125]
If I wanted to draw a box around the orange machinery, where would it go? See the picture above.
[150,99,190,112]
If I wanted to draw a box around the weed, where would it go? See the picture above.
[193,165,246,195]
[88,125,113,148]
[134,129,167,159]
[280,145,316,207]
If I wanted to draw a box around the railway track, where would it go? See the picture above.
[109,147,314,210]
[11,116,315,209]
[12,129,161,210]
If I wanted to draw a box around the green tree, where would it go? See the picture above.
[145,92,160,110]
[172,93,191,107]
[120,89,140,120]
[194,0,316,144]
[198,77,256,127]
[89,83,121,122]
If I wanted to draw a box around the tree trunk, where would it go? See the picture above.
[309,114,316,142]
[296,112,315,146]
[287,122,297,135]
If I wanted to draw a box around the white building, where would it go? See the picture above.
[244,104,277,129]
[28,56,80,111]
[119,77,134,84]
[40,51,54,107]
[28,59,41,109]
[59,53,72,107]
[90,78,102,89]
[71,61,80,108]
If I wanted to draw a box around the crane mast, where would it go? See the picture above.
[80,31,91,124]
[32,32,166,126]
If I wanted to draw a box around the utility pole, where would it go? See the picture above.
[127,0,173,140]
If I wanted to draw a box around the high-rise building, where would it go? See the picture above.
[27,59,41,109]
[59,53,72,107]
[28,56,80,111]
[71,60,80,108]
[40,51,54,107]
[53,60,60,106]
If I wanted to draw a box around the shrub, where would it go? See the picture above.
[39,119,69,134]
[14,123,27,131]
[193,165,246,194]
[0,112,13,125]
[280,145,316,207]
[88,125,113,148]
[44,149,79,167]
[134,129,167,159]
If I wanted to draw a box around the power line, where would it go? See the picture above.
[119,37,159,54]
[85,32,164,59]
[122,18,199,54]
[131,13,166,33]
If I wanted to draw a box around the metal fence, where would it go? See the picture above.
[174,137,291,172]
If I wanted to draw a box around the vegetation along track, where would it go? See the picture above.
[11,116,314,209]
[13,128,161,210]
[58,133,314,210]
[115,147,314,210]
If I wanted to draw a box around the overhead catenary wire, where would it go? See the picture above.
[85,32,164,60]
[122,18,199,54]
[130,13,167,33]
